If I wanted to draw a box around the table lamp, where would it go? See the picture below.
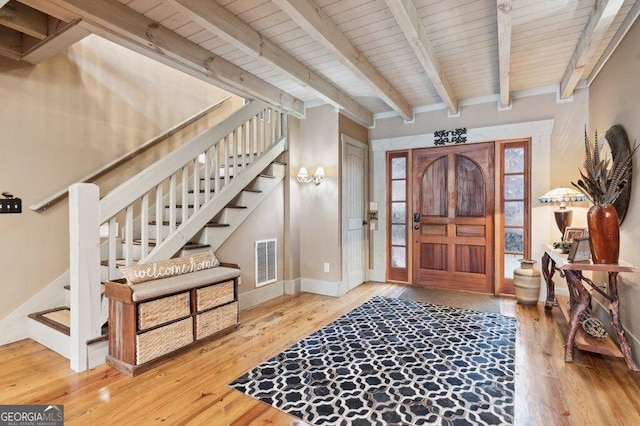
[538,186,586,239]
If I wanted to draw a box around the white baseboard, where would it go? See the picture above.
[284,278,301,295]
[300,278,346,297]
[369,269,385,283]
[238,281,285,310]
[0,271,68,346]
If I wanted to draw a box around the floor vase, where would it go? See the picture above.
[513,259,541,305]
[587,204,619,264]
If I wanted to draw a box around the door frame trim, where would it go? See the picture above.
[341,134,369,289]
[370,119,555,290]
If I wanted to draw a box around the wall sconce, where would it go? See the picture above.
[538,186,586,239]
[297,167,325,185]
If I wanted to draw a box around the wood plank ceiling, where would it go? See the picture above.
[1,0,638,126]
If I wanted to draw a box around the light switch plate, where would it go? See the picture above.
[0,198,21,214]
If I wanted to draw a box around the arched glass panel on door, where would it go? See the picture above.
[455,155,485,217]
[421,156,447,217]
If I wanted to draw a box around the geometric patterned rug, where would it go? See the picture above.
[229,296,516,425]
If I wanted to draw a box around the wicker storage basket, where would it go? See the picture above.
[138,292,190,331]
[196,302,238,339]
[196,281,234,312]
[136,318,193,364]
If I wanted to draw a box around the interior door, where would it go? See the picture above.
[343,139,367,289]
[412,143,494,293]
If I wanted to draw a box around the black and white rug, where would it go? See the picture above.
[229,296,515,425]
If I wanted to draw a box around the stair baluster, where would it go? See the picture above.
[68,101,287,371]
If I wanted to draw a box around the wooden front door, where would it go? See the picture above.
[412,143,495,293]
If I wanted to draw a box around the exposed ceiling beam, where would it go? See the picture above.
[588,0,640,85]
[167,0,372,127]
[384,0,457,115]
[22,20,89,64]
[560,0,624,99]
[0,1,48,39]
[496,0,512,109]
[0,0,9,9]
[273,0,413,121]
[0,24,22,58]
[40,0,305,117]
[17,0,78,22]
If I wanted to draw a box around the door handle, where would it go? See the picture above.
[413,213,421,222]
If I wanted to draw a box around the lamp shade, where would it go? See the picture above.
[539,187,586,204]
[297,167,309,183]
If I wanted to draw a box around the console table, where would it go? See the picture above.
[541,244,639,372]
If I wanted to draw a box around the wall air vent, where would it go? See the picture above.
[255,239,277,287]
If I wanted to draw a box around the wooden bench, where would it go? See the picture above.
[105,263,240,376]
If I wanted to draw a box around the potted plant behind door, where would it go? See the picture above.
[571,128,637,264]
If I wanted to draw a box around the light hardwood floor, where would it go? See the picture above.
[1,282,640,425]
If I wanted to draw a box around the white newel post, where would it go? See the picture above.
[69,183,102,372]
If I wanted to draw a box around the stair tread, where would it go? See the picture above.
[87,333,109,345]
[30,307,109,341]
[243,188,262,193]
[181,243,211,250]
[148,220,183,226]
[206,222,230,227]
[272,160,287,166]
[129,239,210,250]
[101,259,127,267]
[226,205,247,209]
[200,176,235,180]
[63,284,106,294]
[259,173,275,179]
[29,307,71,336]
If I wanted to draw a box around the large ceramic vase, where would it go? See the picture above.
[513,259,541,305]
[587,204,620,264]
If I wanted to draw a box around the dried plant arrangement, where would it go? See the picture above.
[572,128,637,206]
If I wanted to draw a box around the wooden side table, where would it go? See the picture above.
[541,244,639,372]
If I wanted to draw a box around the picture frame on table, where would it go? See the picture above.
[563,227,588,243]
[567,237,591,262]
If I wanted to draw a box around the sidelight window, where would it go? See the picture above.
[387,151,409,282]
[499,141,530,293]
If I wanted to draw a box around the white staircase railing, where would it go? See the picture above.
[68,100,287,372]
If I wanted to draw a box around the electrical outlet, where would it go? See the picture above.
[323,263,330,273]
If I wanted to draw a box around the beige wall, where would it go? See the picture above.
[589,18,640,358]
[0,35,235,319]
[216,184,284,294]
[296,105,342,282]
[284,118,301,282]
[339,113,369,144]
